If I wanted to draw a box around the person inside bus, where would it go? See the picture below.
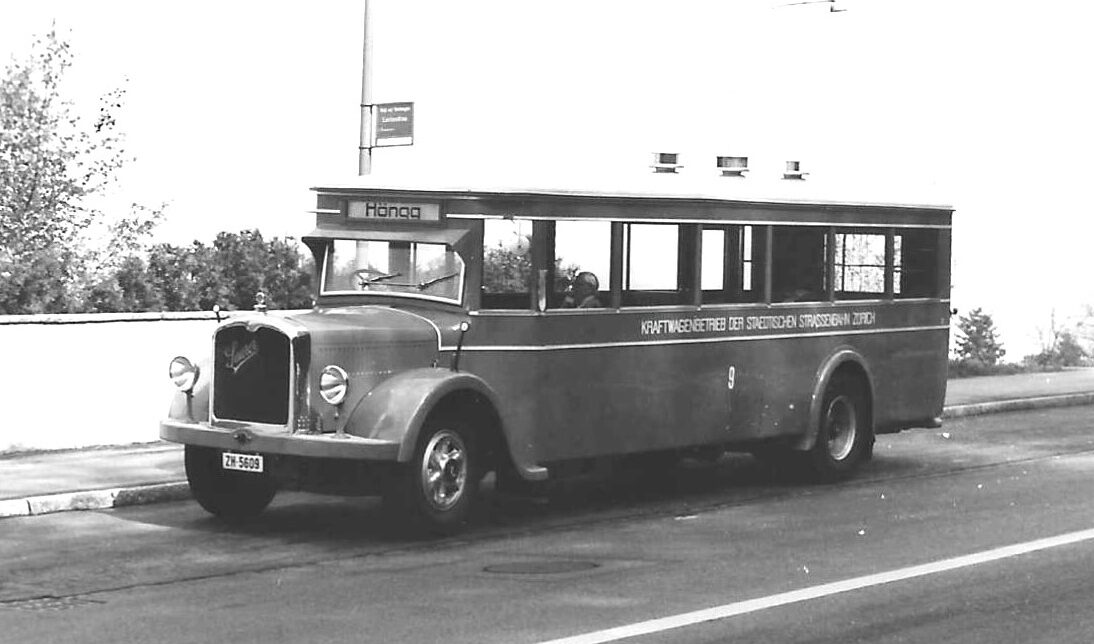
[563,271,603,308]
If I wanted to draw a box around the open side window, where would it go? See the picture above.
[620,223,693,307]
[548,220,612,309]
[481,218,535,310]
[701,225,761,304]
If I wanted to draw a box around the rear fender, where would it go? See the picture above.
[791,348,875,451]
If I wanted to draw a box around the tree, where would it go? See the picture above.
[135,231,312,313]
[146,241,223,312]
[954,307,1006,366]
[483,246,532,293]
[482,244,581,298]
[261,236,313,309]
[210,230,312,310]
[1023,309,1090,368]
[0,29,148,313]
[0,247,71,314]
[1055,331,1088,366]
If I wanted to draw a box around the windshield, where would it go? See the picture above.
[322,239,465,303]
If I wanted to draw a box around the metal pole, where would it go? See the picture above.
[358,0,373,175]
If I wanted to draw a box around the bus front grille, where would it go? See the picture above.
[213,326,291,425]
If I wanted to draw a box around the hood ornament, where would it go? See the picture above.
[253,291,268,314]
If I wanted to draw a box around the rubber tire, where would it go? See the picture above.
[806,374,874,482]
[185,445,277,521]
[383,418,481,535]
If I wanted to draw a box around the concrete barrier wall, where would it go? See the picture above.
[0,312,296,454]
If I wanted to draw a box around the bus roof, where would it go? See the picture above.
[312,173,954,214]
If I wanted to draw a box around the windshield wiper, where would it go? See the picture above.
[357,271,402,287]
[417,272,459,290]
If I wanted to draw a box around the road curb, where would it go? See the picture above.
[943,392,1094,419]
[0,482,190,521]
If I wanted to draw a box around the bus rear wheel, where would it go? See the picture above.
[806,375,874,482]
[184,445,276,521]
[384,418,481,534]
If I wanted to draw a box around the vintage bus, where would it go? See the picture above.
[161,176,952,532]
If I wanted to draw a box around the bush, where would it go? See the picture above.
[947,359,1031,379]
[1024,330,1090,368]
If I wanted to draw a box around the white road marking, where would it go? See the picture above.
[540,527,1094,644]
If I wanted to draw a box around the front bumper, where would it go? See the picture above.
[160,419,401,461]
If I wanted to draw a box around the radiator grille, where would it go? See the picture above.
[213,326,290,424]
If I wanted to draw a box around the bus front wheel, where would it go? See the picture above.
[184,445,277,521]
[807,375,874,482]
[384,418,481,534]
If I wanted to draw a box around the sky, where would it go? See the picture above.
[4,0,1093,358]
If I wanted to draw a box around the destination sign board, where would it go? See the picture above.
[347,200,441,221]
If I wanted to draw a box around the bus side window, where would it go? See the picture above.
[551,220,611,309]
[621,223,687,307]
[895,229,940,298]
[833,230,886,299]
[701,225,759,304]
[771,226,827,302]
[482,218,534,309]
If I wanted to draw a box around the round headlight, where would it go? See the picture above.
[169,356,200,393]
[319,365,349,405]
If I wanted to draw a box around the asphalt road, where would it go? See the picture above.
[3,405,1094,643]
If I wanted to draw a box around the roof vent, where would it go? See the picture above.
[651,152,681,174]
[783,160,808,180]
[716,156,749,177]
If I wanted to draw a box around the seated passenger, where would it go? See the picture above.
[563,271,603,308]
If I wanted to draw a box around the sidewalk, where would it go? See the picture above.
[0,444,189,519]
[3,368,1094,520]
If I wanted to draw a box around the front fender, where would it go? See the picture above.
[791,347,876,451]
[345,367,501,463]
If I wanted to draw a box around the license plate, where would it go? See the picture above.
[222,452,264,473]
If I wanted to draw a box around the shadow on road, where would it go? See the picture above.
[117,406,1094,550]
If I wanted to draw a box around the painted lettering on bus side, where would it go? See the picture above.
[640,316,733,335]
[745,315,797,330]
[852,311,876,326]
[638,310,876,337]
[798,311,877,328]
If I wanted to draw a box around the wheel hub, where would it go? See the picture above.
[825,395,857,461]
[421,430,467,511]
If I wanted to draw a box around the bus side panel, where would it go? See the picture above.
[459,318,822,463]
[460,305,948,465]
[862,328,949,432]
[457,315,545,469]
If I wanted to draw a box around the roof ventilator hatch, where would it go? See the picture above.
[783,160,808,180]
[716,156,749,177]
[651,152,682,174]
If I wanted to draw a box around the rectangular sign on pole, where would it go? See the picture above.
[373,102,413,147]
